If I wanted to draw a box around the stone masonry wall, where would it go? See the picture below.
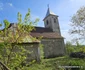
[41,38,65,58]
[16,43,40,62]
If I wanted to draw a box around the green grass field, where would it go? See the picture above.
[28,56,85,70]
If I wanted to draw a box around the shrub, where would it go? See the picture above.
[70,52,85,58]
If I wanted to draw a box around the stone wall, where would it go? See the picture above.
[44,15,61,35]
[24,43,40,62]
[15,43,40,62]
[41,38,65,58]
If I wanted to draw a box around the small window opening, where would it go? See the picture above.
[54,19,56,23]
[46,20,49,25]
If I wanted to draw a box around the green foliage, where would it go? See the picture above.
[27,56,85,70]
[3,20,10,29]
[39,44,44,59]
[17,9,39,33]
[68,60,83,66]
[65,41,85,55]
[0,9,39,69]
[0,40,30,70]
[66,46,75,55]
[79,46,85,52]
[0,23,2,27]
[65,41,75,54]
[69,6,85,41]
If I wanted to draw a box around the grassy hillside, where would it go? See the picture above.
[28,56,85,70]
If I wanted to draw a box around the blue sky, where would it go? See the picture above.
[0,0,85,43]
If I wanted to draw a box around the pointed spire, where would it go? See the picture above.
[45,4,56,17]
[43,5,58,20]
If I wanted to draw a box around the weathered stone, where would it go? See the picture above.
[41,38,65,58]
[13,43,41,62]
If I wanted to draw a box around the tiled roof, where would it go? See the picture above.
[32,27,53,33]
[31,27,63,39]
[30,32,63,39]
[3,23,63,39]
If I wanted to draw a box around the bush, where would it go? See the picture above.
[68,60,85,70]
[70,52,85,58]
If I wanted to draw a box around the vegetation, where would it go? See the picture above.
[27,56,85,70]
[69,6,85,42]
[26,42,85,70]
[66,41,85,54]
[0,9,39,70]
[0,6,85,70]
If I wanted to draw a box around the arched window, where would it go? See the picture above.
[46,20,49,25]
[54,18,56,23]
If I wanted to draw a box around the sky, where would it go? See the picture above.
[0,0,85,44]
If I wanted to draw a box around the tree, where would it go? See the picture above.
[69,6,85,42]
[0,9,39,70]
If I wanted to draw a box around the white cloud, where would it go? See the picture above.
[7,3,13,7]
[0,2,13,11]
[0,2,3,10]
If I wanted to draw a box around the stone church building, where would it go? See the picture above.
[30,7,65,58]
[5,7,65,60]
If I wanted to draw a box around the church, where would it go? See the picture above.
[6,7,65,59]
[30,7,65,58]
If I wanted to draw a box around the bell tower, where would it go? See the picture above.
[43,6,61,35]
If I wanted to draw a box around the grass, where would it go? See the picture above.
[27,45,85,70]
[28,56,85,70]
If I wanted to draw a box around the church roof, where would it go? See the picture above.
[6,23,63,39]
[32,27,53,33]
[30,32,63,39]
[31,27,63,39]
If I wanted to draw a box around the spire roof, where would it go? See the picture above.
[43,6,58,20]
[45,7,56,17]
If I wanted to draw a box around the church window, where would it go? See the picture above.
[54,18,56,23]
[46,20,49,25]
